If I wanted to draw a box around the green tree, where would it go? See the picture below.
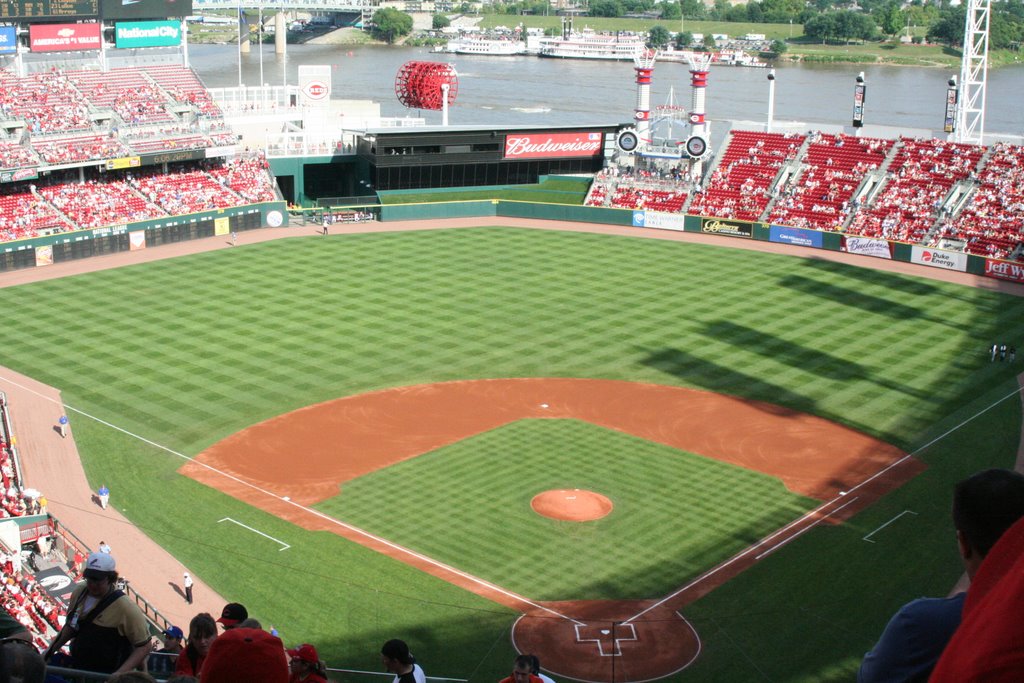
[768,38,788,55]
[432,14,451,30]
[458,2,472,14]
[926,6,965,46]
[647,25,671,48]
[661,1,681,20]
[371,7,413,43]
[880,3,904,36]
[703,33,717,50]
[589,0,624,17]
[747,1,764,23]
[674,31,694,49]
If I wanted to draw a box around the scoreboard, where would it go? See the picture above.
[0,0,99,21]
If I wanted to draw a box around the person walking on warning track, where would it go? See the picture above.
[183,572,193,605]
[58,415,68,438]
[97,485,110,510]
[231,231,238,246]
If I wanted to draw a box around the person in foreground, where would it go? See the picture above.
[42,551,151,675]
[381,639,426,683]
[930,514,1024,681]
[499,655,544,683]
[200,627,288,683]
[858,468,1024,683]
[287,642,328,683]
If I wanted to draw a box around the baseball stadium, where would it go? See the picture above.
[1,1,1024,682]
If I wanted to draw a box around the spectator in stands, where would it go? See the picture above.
[216,602,247,631]
[499,654,543,683]
[381,639,425,683]
[930,515,1024,681]
[175,612,217,677]
[200,627,288,683]
[148,625,184,676]
[286,643,328,683]
[858,468,1024,683]
[1,637,46,683]
[43,551,151,675]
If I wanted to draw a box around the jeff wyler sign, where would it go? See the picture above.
[115,20,182,48]
[504,132,603,159]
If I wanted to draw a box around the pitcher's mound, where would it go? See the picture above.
[531,489,613,521]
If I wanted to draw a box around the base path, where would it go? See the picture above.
[182,378,922,682]
[0,367,226,632]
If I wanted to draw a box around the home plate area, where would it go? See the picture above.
[512,601,700,682]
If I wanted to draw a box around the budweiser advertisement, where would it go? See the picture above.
[504,132,604,159]
[30,23,102,52]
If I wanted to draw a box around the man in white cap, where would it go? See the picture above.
[183,571,193,604]
[43,551,151,675]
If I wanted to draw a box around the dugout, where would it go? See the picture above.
[357,124,624,191]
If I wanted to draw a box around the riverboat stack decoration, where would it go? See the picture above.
[685,54,713,171]
[633,48,658,148]
[395,61,459,112]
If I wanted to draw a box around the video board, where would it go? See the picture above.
[0,0,99,21]
[101,0,192,20]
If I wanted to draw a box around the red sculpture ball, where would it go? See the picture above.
[395,61,459,111]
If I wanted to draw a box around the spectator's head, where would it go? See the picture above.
[216,602,248,630]
[82,551,117,596]
[381,639,413,672]
[511,654,535,683]
[186,613,218,659]
[286,643,321,678]
[163,625,184,651]
[528,654,543,676]
[953,468,1024,577]
[200,627,287,683]
[237,618,263,630]
[0,638,46,683]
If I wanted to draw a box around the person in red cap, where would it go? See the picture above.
[216,602,248,630]
[287,643,328,683]
[201,627,288,683]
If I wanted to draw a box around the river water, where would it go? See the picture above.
[189,42,1024,137]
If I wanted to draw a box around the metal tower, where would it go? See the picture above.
[954,0,991,144]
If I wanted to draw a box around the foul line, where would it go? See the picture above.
[625,380,1024,625]
[754,496,860,561]
[863,510,918,543]
[0,374,580,626]
[218,517,290,551]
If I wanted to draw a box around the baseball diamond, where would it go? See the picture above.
[2,219,1023,682]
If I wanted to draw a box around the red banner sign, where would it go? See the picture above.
[985,259,1024,284]
[30,22,101,52]
[504,132,603,159]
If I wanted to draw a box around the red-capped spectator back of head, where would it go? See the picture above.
[200,627,287,683]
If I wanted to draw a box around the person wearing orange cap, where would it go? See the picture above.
[287,643,328,683]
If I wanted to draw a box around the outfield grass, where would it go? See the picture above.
[320,419,815,601]
[2,226,1023,680]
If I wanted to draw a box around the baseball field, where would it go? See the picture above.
[1,224,1023,681]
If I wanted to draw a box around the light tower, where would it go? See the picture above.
[954,0,991,144]
[633,48,658,148]
[685,53,713,178]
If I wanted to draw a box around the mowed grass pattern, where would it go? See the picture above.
[320,419,815,601]
[3,227,1024,680]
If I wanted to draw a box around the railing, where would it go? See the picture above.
[194,0,377,9]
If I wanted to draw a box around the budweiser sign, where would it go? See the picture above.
[504,132,603,159]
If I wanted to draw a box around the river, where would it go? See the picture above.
[188,42,1024,137]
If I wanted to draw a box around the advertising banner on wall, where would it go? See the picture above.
[910,245,968,272]
[504,132,603,159]
[843,236,892,259]
[129,231,147,251]
[985,260,1024,284]
[298,65,331,108]
[29,23,102,52]
[101,0,192,19]
[700,217,753,238]
[0,169,39,184]
[770,225,823,249]
[633,211,686,232]
[115,20,181,48]
[0,26,17,54]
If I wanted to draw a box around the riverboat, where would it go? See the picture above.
[537,30,646,61]
[444,36,527,56]
[657,47,768,68]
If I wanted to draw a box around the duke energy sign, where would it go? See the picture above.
[115,20,181,48]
